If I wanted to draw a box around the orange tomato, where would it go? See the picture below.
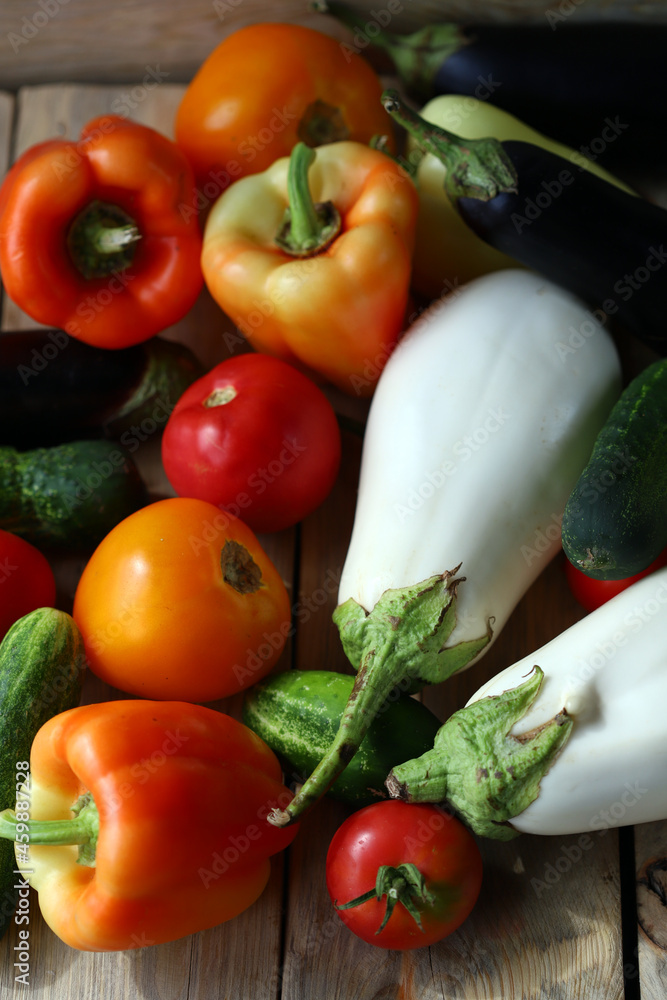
[174,22,393,195]
[72,498,291,703]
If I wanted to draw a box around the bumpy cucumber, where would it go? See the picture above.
[242,670,442,805]
[562,359,667,579]
[0,608,86,939]
[0,439,148,549]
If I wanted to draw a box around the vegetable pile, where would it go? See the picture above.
[0,10,665,960]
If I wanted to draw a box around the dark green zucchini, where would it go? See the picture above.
[0,330,204,448]
[0,439,148,550]
[562,359,667,579]
[242,669,442,806]
[0,608,86,940]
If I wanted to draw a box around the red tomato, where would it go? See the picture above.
[72,497,292,702]
[564,547,667,612]
[326,801,483,950]
[0,530,56,640]
[161,354,342,534]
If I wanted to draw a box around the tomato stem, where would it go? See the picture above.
[274,143,341,257]
[336,863,435,934]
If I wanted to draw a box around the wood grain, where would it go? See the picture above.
[636,823,667,998]
[1,1,666,92]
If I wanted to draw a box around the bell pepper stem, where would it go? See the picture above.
[274,143,341,257]
[381,88,518,203]
[68,199,141,279]
[315,1,464,101]
[267,571,492,827]
[0,792,99,865]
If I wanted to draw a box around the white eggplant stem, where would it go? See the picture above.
[388,567,667,838]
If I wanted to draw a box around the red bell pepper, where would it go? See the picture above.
[0,115,204,349]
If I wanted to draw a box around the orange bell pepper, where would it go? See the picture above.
[201,140,418,397]
[0,700,298,951]
[0,115,203,349]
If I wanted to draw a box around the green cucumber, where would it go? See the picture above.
[0,607,86,939]
[242,669,442,806]
[561,359,667,579]
[0,439,148,549]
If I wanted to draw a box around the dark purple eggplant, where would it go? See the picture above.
[319,1,667,163]
[0,329,204,448]
[382,90,667,357]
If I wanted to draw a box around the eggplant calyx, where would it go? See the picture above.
[314,1,466,102]
[382,89,518,204]
[386,665,573,840]
[267,570,491,828]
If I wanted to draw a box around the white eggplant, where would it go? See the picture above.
[387,567,667,838]
[268,268,621,828]
[338,268,621,639]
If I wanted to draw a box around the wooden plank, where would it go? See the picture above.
[635,822,667,996]
[1,1,665,92]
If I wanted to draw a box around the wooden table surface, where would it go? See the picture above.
[0,79,665,1000]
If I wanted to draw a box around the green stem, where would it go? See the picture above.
[315,1,465,101]
[274,143,341,257]
[381,88,518,204]
[0,792,100,867]
[67,200,141,280]
[267,571,492,827]
[335,862,435,934]
[386,666,573,841]
[268,641,403,827]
